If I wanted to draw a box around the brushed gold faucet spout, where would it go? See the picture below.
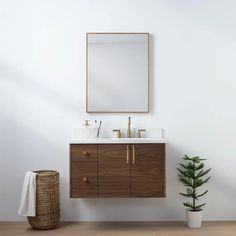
[127,116,131,138]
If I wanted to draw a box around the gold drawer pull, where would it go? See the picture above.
[132,145,135,164]
[83,151,89,156]
[82,177,88,182]
[126,145,130,164]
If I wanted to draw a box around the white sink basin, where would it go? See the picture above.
[112,138,151,141]
[70,138,166,144]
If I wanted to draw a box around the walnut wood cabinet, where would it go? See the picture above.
[98,144,130,197]
[70,143,165,198]
[70,144,98,197]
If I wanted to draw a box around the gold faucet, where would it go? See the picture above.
[127,116,131,138]
[137,129,146,138]
[113,129,121,138]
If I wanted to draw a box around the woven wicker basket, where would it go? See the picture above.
[28,170,60,230]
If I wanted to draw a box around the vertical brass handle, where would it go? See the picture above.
[132,145,135,164]
[126,145,130,164]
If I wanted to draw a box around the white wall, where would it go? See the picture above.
[1,0,236,221]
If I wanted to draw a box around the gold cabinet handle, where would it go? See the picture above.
[82,177,88,182]
[126,145,130,164]
[83,151,89,157]
[132,145,135,164]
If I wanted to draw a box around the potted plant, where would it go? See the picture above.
[177,155,211,228]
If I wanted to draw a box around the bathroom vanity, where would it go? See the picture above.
[70,33,165,198]
[70,139,166,198]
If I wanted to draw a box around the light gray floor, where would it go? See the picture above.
[0,221,236,236]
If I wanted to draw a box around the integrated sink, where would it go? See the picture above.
[114,138,150,141]
[72,118,165,143]
[70,138,166,144]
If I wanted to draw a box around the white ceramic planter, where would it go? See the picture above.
[186,210,203,228]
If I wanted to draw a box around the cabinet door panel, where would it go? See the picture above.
[70,144,98,198]
[98,144,130,197]
[131,144,165,197]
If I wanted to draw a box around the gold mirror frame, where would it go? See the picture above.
[86,32,150,113]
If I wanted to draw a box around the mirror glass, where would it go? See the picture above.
[86,33,149,113]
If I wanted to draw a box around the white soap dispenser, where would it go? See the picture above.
[82,120,92,139]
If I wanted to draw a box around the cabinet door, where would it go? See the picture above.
[98,144,130,197]
[130,144,165,197]
[70,144,98,198]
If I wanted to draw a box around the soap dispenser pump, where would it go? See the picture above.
[84,120,90,126]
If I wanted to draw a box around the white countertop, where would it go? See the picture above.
[70,138,166,144]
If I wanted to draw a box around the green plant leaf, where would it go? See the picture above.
[177,168,194,179]
[192,156,201,163]
[186,170,195,178]
[195,203,206,209]
[180,193,192,198]
[183,155,191,161]
[179,163,195,171]
[193,176,211,188]
[178,174,193,187]
[180,193,198,199]
[183,202,194,210]
[196,163,204,170]
[192,156,206,163]
[196,190,208,198]
[197,168,211,178]
[196,170,203,177]
[201,176,211,184]
[179,163,188,169]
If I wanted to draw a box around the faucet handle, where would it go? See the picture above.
[113,129,121,138]
[137,129,146,138]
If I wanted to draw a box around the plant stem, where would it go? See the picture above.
[193,159,195,211]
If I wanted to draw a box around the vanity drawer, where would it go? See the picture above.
[71,177,97,198]
[70,144,97,162]
[70,144,98,197]
[71,162,97,177]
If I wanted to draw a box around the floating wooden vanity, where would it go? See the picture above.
[70,140,166,198]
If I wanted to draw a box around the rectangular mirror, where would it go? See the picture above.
[86,33,149,113]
